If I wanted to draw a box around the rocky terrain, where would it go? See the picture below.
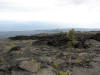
[0,31,100,75]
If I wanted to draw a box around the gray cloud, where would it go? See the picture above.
[0,2,47,12]
[56,0,88,6]
[0,2,7,8]
[71,0,88,5]
[0,6,47,12]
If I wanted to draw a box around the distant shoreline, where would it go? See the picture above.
[0,28,100,39]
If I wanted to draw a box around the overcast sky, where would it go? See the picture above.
[0,0,100,28]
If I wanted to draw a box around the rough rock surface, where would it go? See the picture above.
[36,68,56,75]
[0,32,100,75]
[19,61,40,73]
[11,70,35,75]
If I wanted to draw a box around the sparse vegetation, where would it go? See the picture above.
[10,42,15,48]
[0,57,5,62]
[54,63,59,69]
[77,58,82,64]
[38,63,41,70]
[86,56,90,62]
[60,71,70,75]
[32,58,35,62]
[53,69,71,75]
[0,32,100,75]
[28,41,33,47]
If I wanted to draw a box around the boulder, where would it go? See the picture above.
[0,71,5,75]
[18,61,40,73]
[79,53,89,57]
[11,70,35,75]
[36,68,56,75]
[40,56,54,63]
[91,33,100,41]
[10,46,21,51]
[84,39,100,48]
[0,63,10,71]
[53,59,65,65]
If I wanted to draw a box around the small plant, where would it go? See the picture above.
[68,56,72,63]
[66,41,73,47]
[32,58,40,70]
[77,58,82,64]
[60,71,70,75]
[86,56,90,62]
[69,72,70,75]
[53,69,59,75]
[32,58,35,62]
[37,63,41,70]
[66,29,78,47]
[67,29,76,40]
[54,63,59,69]
[0,57,5,62]
[28,41,33,47]
[10,43,15,48]
[53,69,71,75]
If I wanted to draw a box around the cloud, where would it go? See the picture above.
[0,0,51,12]
[56,0,88,6]
[0,0,100,28]
[71,0,88,5]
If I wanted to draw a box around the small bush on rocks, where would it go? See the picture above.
[66,29,78,47]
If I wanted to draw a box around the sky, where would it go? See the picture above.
[0,0,100,30]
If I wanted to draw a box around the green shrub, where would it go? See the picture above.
[60,71,70,75]
[54,63,59,69]
[0,57,5,62]
[28,41,33,47]
[66,29,78,47]
[77,58,82,64]
[10,43,15,48]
